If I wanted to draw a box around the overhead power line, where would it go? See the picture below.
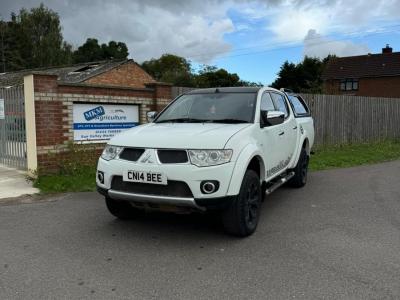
[184,23,400,61]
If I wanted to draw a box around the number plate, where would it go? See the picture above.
[123,170,167,185]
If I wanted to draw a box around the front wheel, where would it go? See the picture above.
[105,197,139,220]
[222,170,261,237]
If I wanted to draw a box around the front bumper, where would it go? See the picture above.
[96,157,236,210]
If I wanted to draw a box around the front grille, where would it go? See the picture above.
[119,148,145,162]
[157,150,188,163]
[111,176,193,198]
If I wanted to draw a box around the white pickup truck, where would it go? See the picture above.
[96,87,314,236]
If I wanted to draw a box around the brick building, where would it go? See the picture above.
[322,45,400,98]
[0,60,172,173]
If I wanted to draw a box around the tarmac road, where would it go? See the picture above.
[1,161,400,299]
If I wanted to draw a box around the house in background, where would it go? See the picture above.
[322,45,400,98]
[0,59,155,89]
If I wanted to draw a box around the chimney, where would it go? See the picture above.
[382,44,393,54]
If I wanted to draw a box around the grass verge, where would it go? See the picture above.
[33,140,400,193]
[309,140,400,171]
[33,168,96,194]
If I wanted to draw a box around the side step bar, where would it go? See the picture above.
[265,171,295,195]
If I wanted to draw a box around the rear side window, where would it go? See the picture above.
[270,92,289,118]
[288,95,310,117]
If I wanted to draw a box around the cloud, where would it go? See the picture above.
[0,0,235,63]
[264,0,400,43]
[303,29,370,58]
[0,0,399,64]
[60,2,235,63]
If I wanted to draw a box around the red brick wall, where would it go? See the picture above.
[31,74,172,173]
[33,74,58,93]
[35,100,68,147]
[323,76,400,98]
[145,82,172,111]
[84,61,155,88]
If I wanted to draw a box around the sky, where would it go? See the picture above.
[1,0,400,84]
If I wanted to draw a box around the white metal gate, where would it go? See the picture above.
[0,85,27,169]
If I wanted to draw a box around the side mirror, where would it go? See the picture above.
[146,111,158,123]
[260,110,285,127]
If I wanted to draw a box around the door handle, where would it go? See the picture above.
[293,126,298,130]
[279,131,285,136]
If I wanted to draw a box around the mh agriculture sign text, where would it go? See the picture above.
[84,106,105,121]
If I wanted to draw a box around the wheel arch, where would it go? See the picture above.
[302,138,310,155]
[227,145,265,196]
[290,136,310,169]
[246,155,265,181]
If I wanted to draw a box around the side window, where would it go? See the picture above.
[270,93,289,118]
[288,95,309,116]
[260,92,275,111]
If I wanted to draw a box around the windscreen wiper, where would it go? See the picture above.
[209,118,249,124]
[156,118,209,123]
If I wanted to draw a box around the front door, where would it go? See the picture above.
[270,92,297,168]
[258,92,287,181]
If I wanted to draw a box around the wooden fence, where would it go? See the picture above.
[301,94,400,145]
[171,87,400,145]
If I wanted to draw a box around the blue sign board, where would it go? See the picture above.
[73,104,139,142]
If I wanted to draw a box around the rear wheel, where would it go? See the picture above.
[222,170,261,237]
[105,197,139,220]
[289,148,309,188]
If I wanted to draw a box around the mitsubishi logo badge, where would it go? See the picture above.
[140,150,155,164]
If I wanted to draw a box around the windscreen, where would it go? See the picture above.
[155,92,257,123]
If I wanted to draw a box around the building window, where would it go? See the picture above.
[340,79,358,91]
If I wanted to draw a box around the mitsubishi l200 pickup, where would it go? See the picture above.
[97,87,314,236]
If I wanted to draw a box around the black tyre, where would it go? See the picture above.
[222,170,261,237]
[289,148,309,188]
[105,197,139,220]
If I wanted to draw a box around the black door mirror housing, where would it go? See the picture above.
[146,111,158,122]
[260,110,285,127]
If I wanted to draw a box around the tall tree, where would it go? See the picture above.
[195,65,241,88]
[142,54,194,86]
[271,56,333,93]
[73,38,104,63]
[0,19,22,72]
[142,54,260,87]
[102,41,129,60]
[0,5,72,71]
[271,61,301,91]
[73,39,129,63]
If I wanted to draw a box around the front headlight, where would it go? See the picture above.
[188,149,233,167]
[101,145,123,161]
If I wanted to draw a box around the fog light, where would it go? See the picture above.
[97,171,104,184]
[201,181,219,194]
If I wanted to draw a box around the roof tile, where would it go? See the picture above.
[0,59,129,87]
[322,52,400,80]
